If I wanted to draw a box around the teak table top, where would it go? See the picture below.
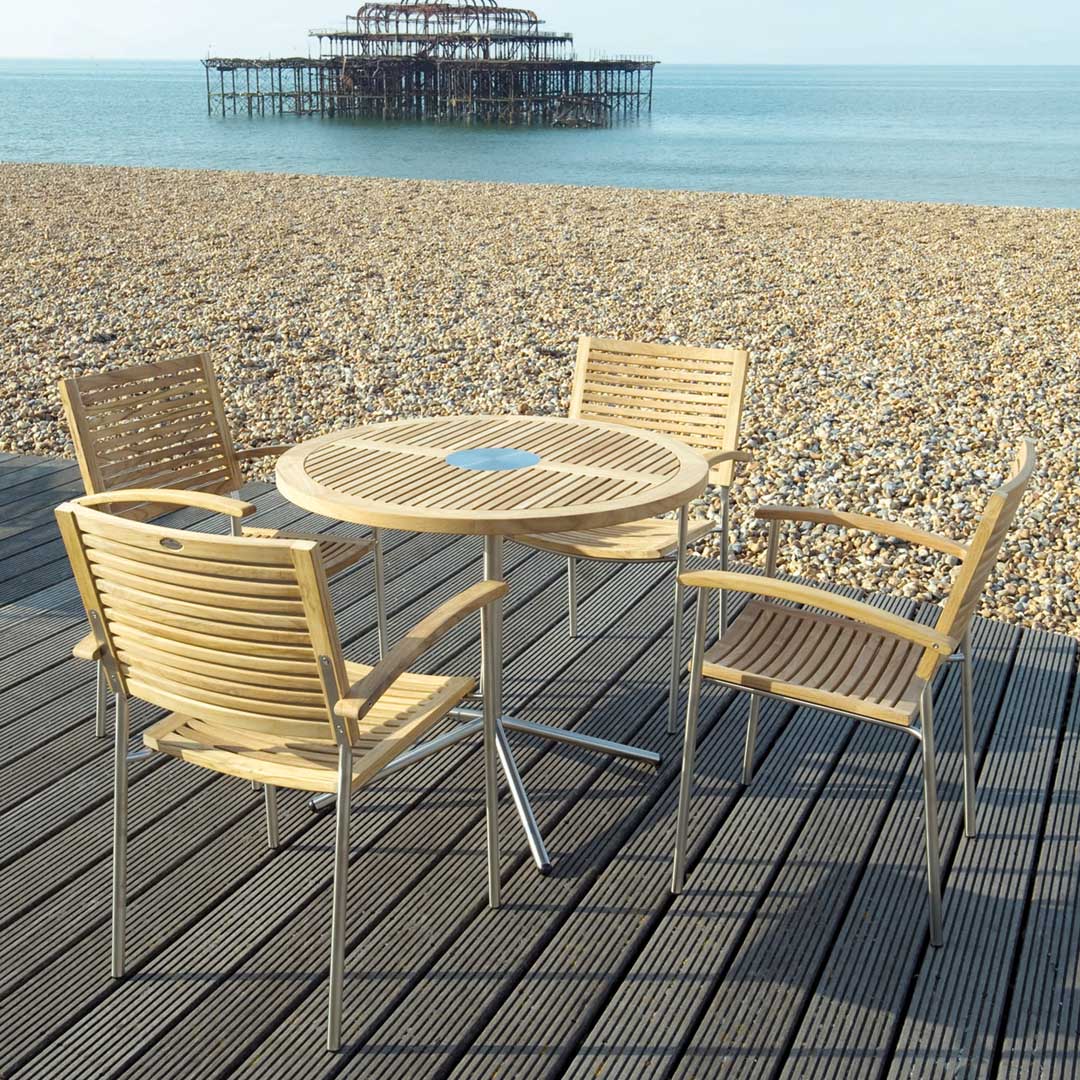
[276,414,709,536]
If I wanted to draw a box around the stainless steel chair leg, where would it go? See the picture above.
[960,629,977,838]
[718,484,731,639]
[111,692,130,978]
[920,686,944,947]
[666,506,689,735]
[264,784,280,850]
[95,662,108,739]
[741,695,761,785]
[567,556,579,638]
[326,746,353,1052]
[373,528,389,660]
[672,588,708,894]
[482,598,501,907]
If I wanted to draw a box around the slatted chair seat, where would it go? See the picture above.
[240,528,375,578]
[144,662,474,793]
[701,599,927,727]
[518,517,716,561]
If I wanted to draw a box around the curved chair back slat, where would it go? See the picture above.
[568,336,750,486]
[55,499,348,742]
[936,439,1037,643]
[59,353,243,520]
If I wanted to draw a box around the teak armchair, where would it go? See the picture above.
[59,353,389,739]
[55,489,505,1052]
[515,337,752,733]
[671,440,1036,946]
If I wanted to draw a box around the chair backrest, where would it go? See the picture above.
[55,498,351,743]
[935,439,1037,643]
[568,336,751,486]
[59,353,243,520]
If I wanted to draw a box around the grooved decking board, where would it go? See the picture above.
[552,594,911,1080]
[12,554,667,1077]
[0,531,557,1070]
[669,608,1012,1078]
[885,629,1076,1078]
[998,663,1080,1077]
[104,560,685,1080]
[232,564,720,1080]
[0,459,81,508]
[765,614,1019,1077]
[0,454,1077,1080]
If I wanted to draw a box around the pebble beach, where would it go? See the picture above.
[1,162,1077,636]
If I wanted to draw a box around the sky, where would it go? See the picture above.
[3,0,1078,64]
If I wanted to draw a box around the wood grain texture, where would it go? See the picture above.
[57,357,372,662]
[519,337,749,559]
[54,496,476,791]
[517,517,715,560]
[568,336,750,488]
[699,598,930,726]
[275,415,708,536]
[753,504,968,559]
[58,354,244,519]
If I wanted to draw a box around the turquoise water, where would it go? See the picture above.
[1,60,1079,207]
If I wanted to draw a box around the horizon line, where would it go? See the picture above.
[3,56,1079,66]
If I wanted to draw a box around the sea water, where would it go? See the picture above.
[1,60,1078,207]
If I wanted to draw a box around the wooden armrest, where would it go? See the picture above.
[754,504,967,559]
[235,445,293,462]
[73,631,103,662]
[705,449,754,469]
[335,580,509,725]
[76,489,257,519]
[679,570,956,654]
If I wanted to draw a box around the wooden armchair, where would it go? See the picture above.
[55,490,505,1052]
[515,337,752,734]
[59,353,389,740]
[671,440,1036,947]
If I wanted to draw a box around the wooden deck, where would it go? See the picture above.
[0,450,1077,1079]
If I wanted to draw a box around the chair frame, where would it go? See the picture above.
[55,489,505,1051]
[671,440,1036,947]
[58,353,389,739]
[522,336,752,735]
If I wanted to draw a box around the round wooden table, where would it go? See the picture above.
[277,415,709,874]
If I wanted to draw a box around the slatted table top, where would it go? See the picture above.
[276,415,709,536]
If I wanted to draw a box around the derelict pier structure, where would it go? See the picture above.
[204,1,657,126]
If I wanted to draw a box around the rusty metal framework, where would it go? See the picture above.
[204,0,656,126]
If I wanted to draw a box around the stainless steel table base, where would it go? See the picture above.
[309,535,661,876]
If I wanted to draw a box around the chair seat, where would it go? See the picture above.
[142,661,475,793]
[700,600,927,727]
[518,516,715,561]
[240,527,374,578]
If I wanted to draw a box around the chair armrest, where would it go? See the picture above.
[679,570,956,654]
[705,449,754,470]
[754,504,967,559]
[335,580,509,725]
[73,631,103,662]
[235,445,293,462]
[75,489,257,519]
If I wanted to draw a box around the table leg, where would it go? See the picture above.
[312,533,660,882]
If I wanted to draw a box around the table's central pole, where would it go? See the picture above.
[483,533,553,875]
[483,535,504,717]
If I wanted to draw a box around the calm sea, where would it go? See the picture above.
[1,60,1078,207]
